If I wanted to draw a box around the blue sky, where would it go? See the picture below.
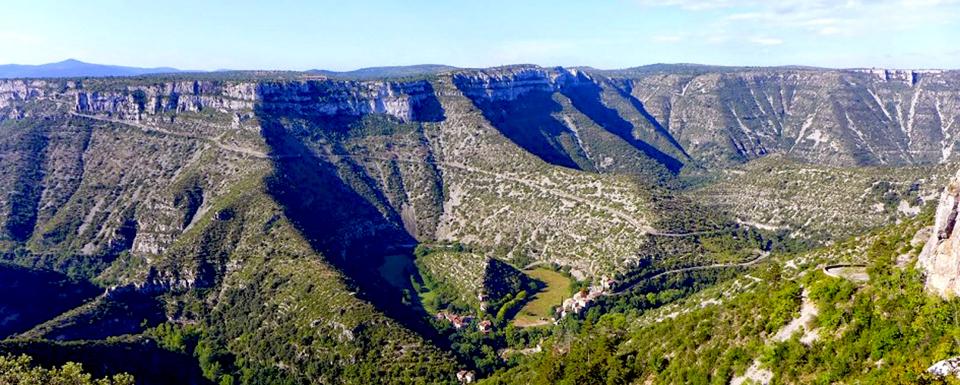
[0,0,957,70]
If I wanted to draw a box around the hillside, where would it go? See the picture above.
[1,65,960,384]
[479,206,959,384]
[690,154,957,242]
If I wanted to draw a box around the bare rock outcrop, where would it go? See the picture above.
[918,168,960,297]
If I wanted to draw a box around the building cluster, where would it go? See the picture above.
[435,311,493,334]
[436,311,473,329]
[555,276,616,320]
[477,319,492,334]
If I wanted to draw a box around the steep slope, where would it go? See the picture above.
[453,66,685,181]
[251,75,667,277]
[691,154,957,242]
[0,73,688,383]
[0,262,99,339]
[2,65,959,384]
[610,66,960,169]
[481,204,956,385]
[918,167,960,298]
[0,78,462,384]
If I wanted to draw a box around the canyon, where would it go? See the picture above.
[2,64,960,384]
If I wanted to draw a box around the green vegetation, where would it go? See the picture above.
[479,208,960,385]
[0,338,207,385]
[690,154,956,243]
[8,68,960,385]
[415,246,533,315]
[0,354,133,385]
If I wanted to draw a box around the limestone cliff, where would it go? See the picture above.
[616,66,960,168]
[918,168,960,297]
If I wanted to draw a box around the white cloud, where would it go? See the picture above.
[705,34,731,44]
[818,26,842,35]
[633,0,958,64]
[636,0,960,36]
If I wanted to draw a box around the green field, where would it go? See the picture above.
[512,268,573,327]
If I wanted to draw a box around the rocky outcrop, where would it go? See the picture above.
[0,80,49,107]
[850,68,943,86]
[928,356,960,378]
[452,66,685,175]
[452,66,558,101]
[618,67,960,168]
[0,79,63,119]
[918,168,960,297]
[255,79,443,122]
[74,81,256,119]
[451,65,590,101]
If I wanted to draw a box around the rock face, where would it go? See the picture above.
[928,356,960,378]
[256,79,443,122]
[3,66,960,283]
[619,67,960,168]
[74,81,256,119]
[453,66,686,175]
[918,168,960,297]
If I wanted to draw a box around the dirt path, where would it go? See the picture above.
[772,290,819,343]
[348,154,657,234]
[731,288,819,385]
[521,261,553,270]
[71,112,272,159]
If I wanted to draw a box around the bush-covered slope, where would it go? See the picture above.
[691,154,956,242]
[479,208,960,385]
[5,67,960,385]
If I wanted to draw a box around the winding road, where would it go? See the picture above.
[608,250,771,296]
[71,112,273,159]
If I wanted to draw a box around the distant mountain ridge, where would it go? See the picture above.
[306,64,459,79]
[0,59,184,79]
[0,60,461,80]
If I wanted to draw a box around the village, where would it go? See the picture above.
[555,275,616,320]
[434,311,493,334]
[432,276,617,383]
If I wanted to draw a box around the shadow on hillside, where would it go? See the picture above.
[557,74,684,174]
[0,262,100,339]
[452,78,589,170]
[0,338,212,385]
[254,81,449,343]
[611,81,691,160]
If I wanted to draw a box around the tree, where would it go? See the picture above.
[0,354,134,385]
